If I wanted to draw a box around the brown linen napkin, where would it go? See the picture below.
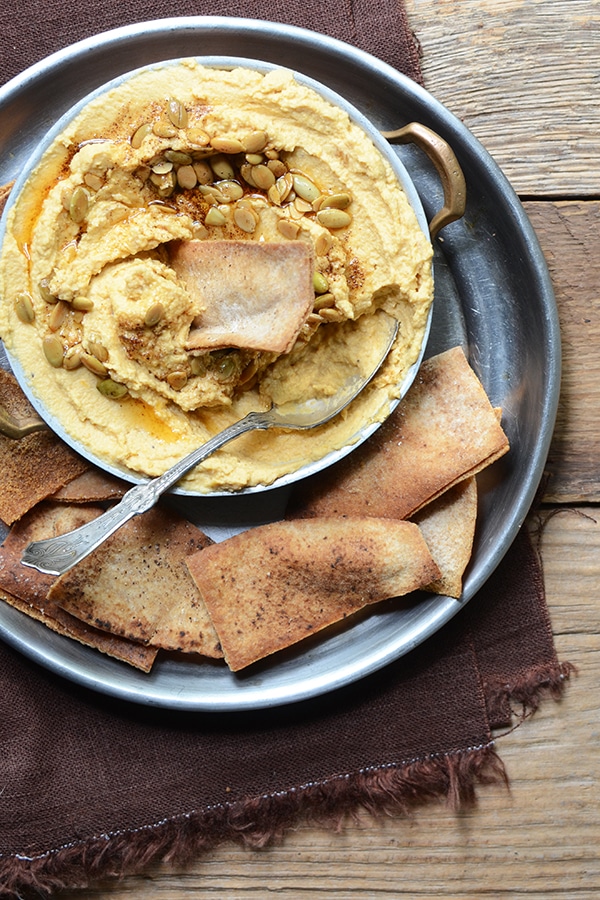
[0,2,570,897]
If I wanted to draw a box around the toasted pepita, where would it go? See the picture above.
[167,98,188,129]
[97,378,129,399]
[316,208,352,229]
[43,334,64,368]
[14,292,35,324]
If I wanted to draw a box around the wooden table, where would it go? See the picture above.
[57,2,600,896]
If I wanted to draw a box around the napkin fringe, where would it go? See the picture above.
[484,660,575,729]
[0,743,506,899]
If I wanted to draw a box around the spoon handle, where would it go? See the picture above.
[21,410,269,576]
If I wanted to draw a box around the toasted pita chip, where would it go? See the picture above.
[0,502,157,671]
[0,369,89,524]
[287,346,509,521]
[49,507,223,657]
[171,239,314,353]
[51,467,128,503]
[412,477,478,598]
[187,517,439,671]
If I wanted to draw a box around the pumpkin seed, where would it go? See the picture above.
[88,341,109,363]
[14,292,35,324]
[210,136,244,155]
[193,160,213,184]
[71,296,94,312]
[205,207,227,227]
[267,159,287,178]
[245,153,264,166]
[38,279,57,304]
[315,232,334,256]
[251,165,276,190]
[144,302,164,327]
[276,219,301,240]
[97,378,128,399]
[264,148,279,160]
[43,334,64,367]
[233,206,258,233]
[216,180,245,202]
[63,347,83,370]
[214,356,236,380]
[210,155,235,181]
[167,370,188,391]
[190,357,206,376]
[240,164,256,187]
[313,293,335,312]
[48,300,68,332]
[318,307,344,323]
[294,197,313,214]
[167,98,188,129]
[292,174,320,203]
[131,122,153,149]
[151,171,176,198]
[165,149,192,165]
[267,184,282,206]
[276,172,294,203]
[81,352,108,377]
[313,272,330,294]
[319,192,352,210]
[187,127,210,146]
[69,186,89,223]
[243,130,268,154]
[177,165,197,190]
[316,208,352,229]
[151,159,174,175]
[153,121,178,139]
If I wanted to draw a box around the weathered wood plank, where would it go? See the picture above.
[523,201,600,502]
[53,509,600,899]
[406,0,600,197]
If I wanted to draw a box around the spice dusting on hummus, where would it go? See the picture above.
[0,61,433,492]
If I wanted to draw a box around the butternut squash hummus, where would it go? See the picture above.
[0,61,433,493]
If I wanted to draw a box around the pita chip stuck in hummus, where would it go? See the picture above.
[172,239,314,353]
[186,517,439,671]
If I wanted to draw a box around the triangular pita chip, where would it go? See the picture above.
[49,506,223,657]
[0,502,157,671]
[412,477,478,599]
[187,517,439,671]
[51,467,128,503]
[171,239,314,353]
[0,369,89,524]
[287,346,509,521]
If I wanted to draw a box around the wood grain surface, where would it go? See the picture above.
[55,1,600,897]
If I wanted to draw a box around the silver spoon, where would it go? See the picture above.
[21,314,398,576]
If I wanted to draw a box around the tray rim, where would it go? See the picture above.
[0,16,561,712]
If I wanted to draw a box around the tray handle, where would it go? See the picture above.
[0,402,46,439]
[382,123,466,239]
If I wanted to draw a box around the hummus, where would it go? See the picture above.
[0,61,433,492]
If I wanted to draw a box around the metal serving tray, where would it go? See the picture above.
[0,17,560,711]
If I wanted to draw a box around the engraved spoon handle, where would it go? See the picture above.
[21,410,270,576]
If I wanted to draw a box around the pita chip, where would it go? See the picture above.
[49,506,223,658]
[187,517,439,671]
[51,467,128,503]
[0,502,158,671]
[412,477,478,599]
[288,346,509,521]
[0,369,89,524]
[171,239,314,353]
